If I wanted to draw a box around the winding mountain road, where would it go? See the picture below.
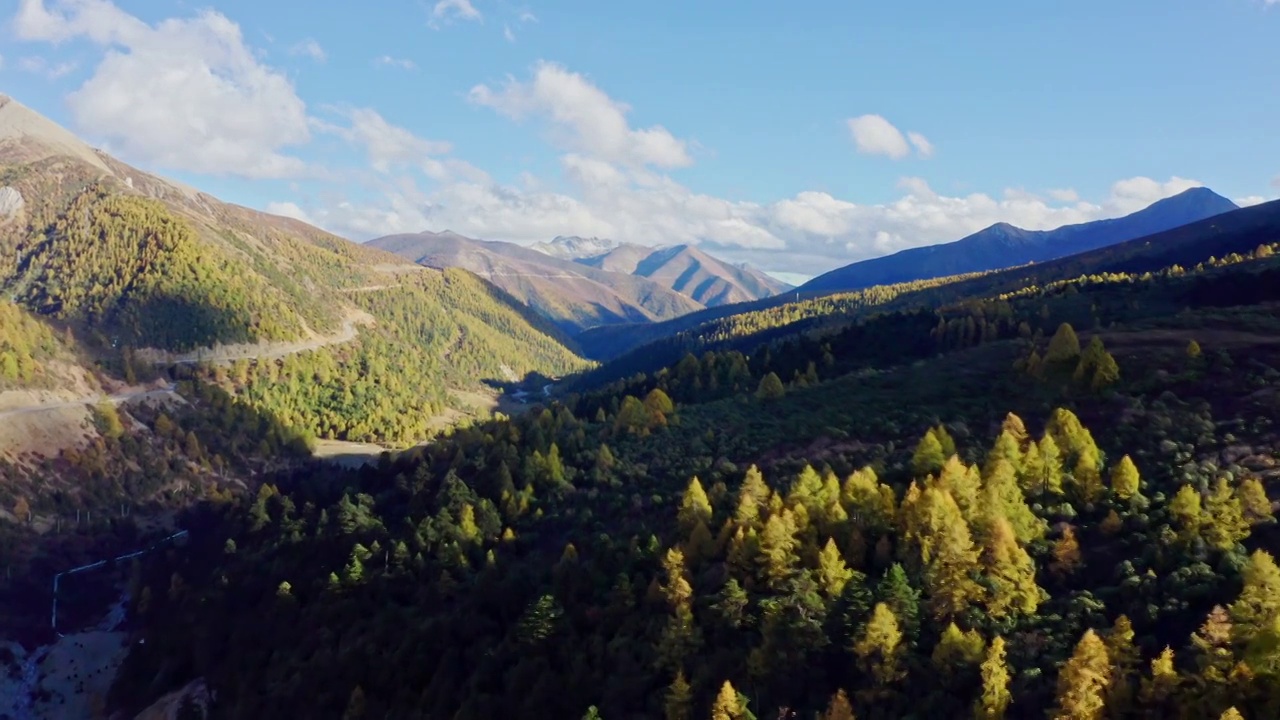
[133,310,374,366]
[0,384,179,421]
[0,310,375,421]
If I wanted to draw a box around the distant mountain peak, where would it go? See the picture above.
[801,187,1240,294]
[530,235,620,260]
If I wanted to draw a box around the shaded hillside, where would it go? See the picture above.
[802,187,1238,293]
[581,242,791,306]
[369,231,702,333]
[573,198,1280,384]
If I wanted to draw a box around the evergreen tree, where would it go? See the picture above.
[1001,412,1030,446]
[853,603,906,692]
[1203,477,1249,550]
[1103,615,1140,716]
[1138,647,1180,714]
[755,372,785,401]
[939,456,982,523]
[678,477,714,533]
[981,458,1046,544]
[982,516,1044,618]
[1071,450,1105,506]
[1238,477,1275,526]
[985,430,1024,478]
[934,424,959,460]
[876,563,921,641]
[1050,526,1083,579]
[1169,484,1204,542]
[917,488,983,620]
[817,538,855,597]
[1109,455,1141,501]
[821,689,856,720]
[735,465,769,526]
[1051,629,1112,720]
[1090,350,1120,391]
[757,511,799,589]
[975,636,1012,720]
[710,681,743,720]
[931,622,986,678]
[665,670,693,720]
[1045,323,1082,364]
[1228,550,1280,649]
[911,429,947,478]
[1025,434,1065,496]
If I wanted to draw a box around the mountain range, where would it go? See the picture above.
[800,187,1241,293]
[369,232,790,333]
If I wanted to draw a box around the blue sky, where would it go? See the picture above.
[2,0,1278,282]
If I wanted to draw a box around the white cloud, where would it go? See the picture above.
[847,114,932,160]
[504,24,516,42]
[289,38,326,62]
[336,108,454,174]
[17,55,76,78]
[469,61,692,169]
[374,55,416,70]
[14,0,313,179]
[906,131,934,158]
[429,0,482,29]
[1236,196,1267,207]
[518,10,538,23]
[265,201,313,223]
[1049,188,1079,203]
[1271,175,1280,190]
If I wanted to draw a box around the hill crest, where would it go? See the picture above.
[800,186,1239,293]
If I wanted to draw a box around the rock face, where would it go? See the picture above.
[0,186,23,218]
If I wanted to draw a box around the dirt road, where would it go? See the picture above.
[134,309,374,366]
[0,384,178,421]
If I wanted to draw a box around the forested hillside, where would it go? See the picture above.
[0,97,590,647]
[105,213,1280,719]
[193,269,586,445]
[573,198,1280,380]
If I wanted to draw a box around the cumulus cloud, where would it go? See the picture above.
[469,61,692,169]
[14,0,313,179]
[289,38,326,62]
[17,55,76,78]
[335,108,453,174]
[292,163,1208,277]
[429,0,482,29]
[1236,196,1268,207]
[1049,188,1079,203]
[374,55,416,70]
[847,114,932,160]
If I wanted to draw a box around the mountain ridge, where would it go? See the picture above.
[369,230,790,332]
[368,230,704,332]
[800,186,1240,293]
